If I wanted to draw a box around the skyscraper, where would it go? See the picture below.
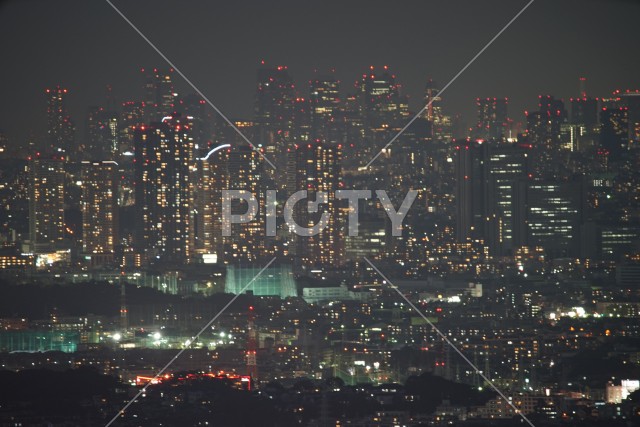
[225,145,272,264]
[618,90,640,147]
[475,98,509,141]
[525,95,567,150]
[455,140,529,255]
[291,96,312,145]
[309,75,340,142]
[455,140,489,245]
[570,98,598,128]
[81,161,119,265]
[600,107,629,159]
[356,67,405,134]
[85,106,118,159]
[178,94,212,155]
[287,142,343,268]
[134,114,193,263]
[28,156,65,253]
[424,79,451,141]
[142,67,175,121]
[569,95,599,152]
[487,144,530,254]
[45,86,75,156]
[194,143,229,259]
[119,101,146,154]
[254,64,295,161]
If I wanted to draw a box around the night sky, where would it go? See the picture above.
[1,0,639,145]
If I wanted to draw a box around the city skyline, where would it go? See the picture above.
[1,1,640,426]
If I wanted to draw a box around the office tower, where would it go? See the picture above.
[600,107,629,158]
[134,114,194,263]
[81,161,119,265]
[142,67,175,121]
[287,142,343,267]
[356,66,405,134]
[291,96,312,144]
[570,98,598,127]
[119,101,146,154]
[309,75,340,142]
[618,90,640,147]
[424,79,441,122]
[28,156,65,253]
[194,143,229,258]
[513,177,586,258]
[525,95,567,149]
[539,95,568,124]
[525,111,544,144]
[225,145,272,264]
[569,97,599,152]
[425,79,452,141]
[254,64,295,160]
[455,140,489,245]
[45,86,75,156]
[455,140,529,255]
[475,98,509,141]
[487,144,530,253]
[568,79,599,152]
[335,93,365,166]
[177,94,212,156]
[85,106,118,159]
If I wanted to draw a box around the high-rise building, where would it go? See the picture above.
[142,67,175,121]
[488,145,530,253]
[335,93,365,166]
[309,75,340,142]
[254,64,295,166]
[475,98,509,141]
[119,101,146,154]
[525,95,567,149]
[617,89,640,147]
[600,107,629,158]
[134,114,194,263]
[570,98,598,127]
[28,156,65,253]
[177,94,212,155]
[291,96,312,145]
[455,140,529,255]
[85,106,118,159]
[194,143,229,259]
[287,142,343,267]
[424,79,451,141]
[45,86,75,156]
[356,67,405,134]
[513,177,586,258]
[456,140,488,245]
[569,96,599,152]
[225,145,272,264]
[81,161,119,265]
